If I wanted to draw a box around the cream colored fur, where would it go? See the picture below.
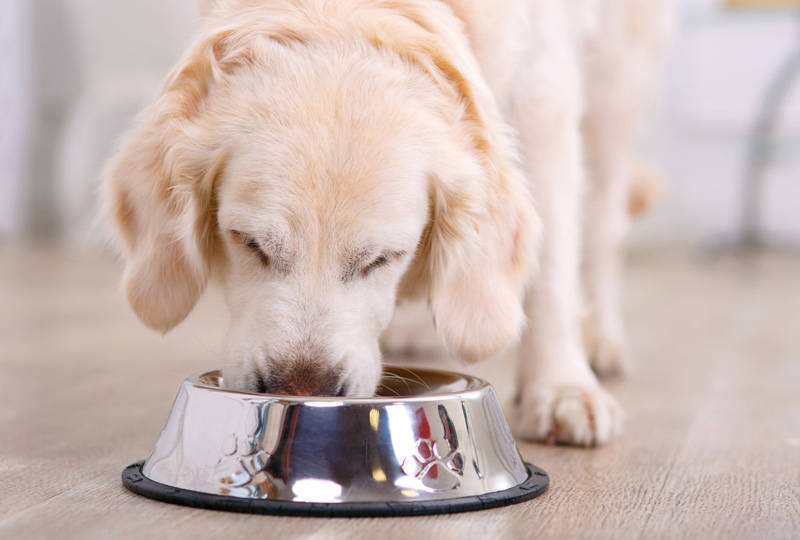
[105,0,670,445]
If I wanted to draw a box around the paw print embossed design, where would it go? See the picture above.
[401,406,465,492]
[211,411,278,499]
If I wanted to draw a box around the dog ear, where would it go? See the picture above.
[381,9,541,364]
[103,31,238,333]
[416,141,541,365]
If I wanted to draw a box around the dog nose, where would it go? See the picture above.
[256,360,345,397]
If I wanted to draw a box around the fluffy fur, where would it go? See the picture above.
[104,0,670,445]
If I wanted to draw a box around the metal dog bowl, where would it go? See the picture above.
[123,367,548,517]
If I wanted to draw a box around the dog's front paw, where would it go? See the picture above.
[511,383,623,447]
[380,301,442,358]
[582,316,631,377]
[588,332,631,378]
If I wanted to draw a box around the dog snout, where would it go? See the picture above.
[255,359,345,397]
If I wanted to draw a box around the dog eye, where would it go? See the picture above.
[232,230,270,267]
[360,251,405,278]
[361,255,388,278]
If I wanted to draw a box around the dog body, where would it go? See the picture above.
[105,0,670,445]
[447,0,672,444]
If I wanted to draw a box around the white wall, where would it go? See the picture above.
[634,0,800,247]
[54,0,198,244]
[0,0,33,240]
[1,0,198,243]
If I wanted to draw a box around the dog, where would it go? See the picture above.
[103,0,671,446]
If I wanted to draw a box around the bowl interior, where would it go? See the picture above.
[196,365,482,398]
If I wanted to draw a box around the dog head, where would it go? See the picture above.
[104,3,539,396]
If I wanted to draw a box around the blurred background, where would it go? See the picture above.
[1,0,800,250]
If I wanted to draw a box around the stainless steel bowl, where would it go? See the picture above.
[123,367,548,516]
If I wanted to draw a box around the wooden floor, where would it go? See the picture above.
[1,244,799,539]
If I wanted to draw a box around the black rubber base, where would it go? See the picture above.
[122,461,549,517]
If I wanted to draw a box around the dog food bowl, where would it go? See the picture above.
[122,367,548,517]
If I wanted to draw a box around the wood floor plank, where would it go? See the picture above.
[636,255,800,540]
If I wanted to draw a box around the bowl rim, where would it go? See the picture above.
[124,460,548,517]
[188,365,492,405]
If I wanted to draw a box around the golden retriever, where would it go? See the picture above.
[104,0,671,445]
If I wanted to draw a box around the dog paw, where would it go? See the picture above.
[582,317,631,377]
[588,333,631,377]
[380,302,442,358]
[511,383,623,447]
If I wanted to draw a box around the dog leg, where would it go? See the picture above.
[580,125,634,378]
[580,0,670,377]
[508,40,622,447]
[581,154,664,376]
